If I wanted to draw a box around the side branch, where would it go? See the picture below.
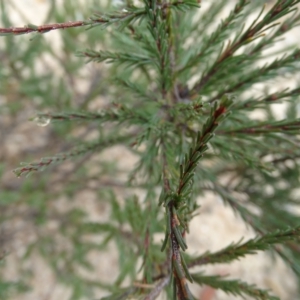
[176,95,233,203]
[144,275,170,300]
[0,21,88,35]
[0,2,199,36]
[13,133,135,177]
[188,226,300,268]
[0,10,144,35]
[189,1,300,96]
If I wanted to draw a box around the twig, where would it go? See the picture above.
[144,275,170,300]
[0,8,145,35]
[0,21,88,35]
[0,2,196,36]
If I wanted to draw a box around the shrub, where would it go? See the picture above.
[1,1,300,299]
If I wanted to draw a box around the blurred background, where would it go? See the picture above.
[0,1,299,299]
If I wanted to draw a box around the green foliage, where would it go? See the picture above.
[192,274,279,300]
[0,281,29,299]
[189,227,300,267]
[1,0,300,299]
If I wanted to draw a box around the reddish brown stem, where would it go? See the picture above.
[0,21,89,35]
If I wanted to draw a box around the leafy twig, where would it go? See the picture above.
[192,274,279,300]
[0,9,145,35]
[190,1,300,97]
[0,1,199,36]
[13,134,134,177]
[33,104,149,124]
[219,119,300,135]
[189,226,300,267]
[175,95,234,206]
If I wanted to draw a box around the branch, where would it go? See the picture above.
[192,274,279,300]
[177,0,249,74]
[13,133,135,177]
[77,49,154,67]
[219,119,300,135]
[0,1,199,36]
[168,201,194,300]
[0,20,88,35]
[160,139,194,299]
[175,95,233,205]
[189,226,300,268]
[0,9,145,35]
[190,1,300,96]
[208,48,300,103]
[143,275,170,300]
[33,104,149,125]
[159,96,234,299]
[144,0,171,97]
[234,86,300,110]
